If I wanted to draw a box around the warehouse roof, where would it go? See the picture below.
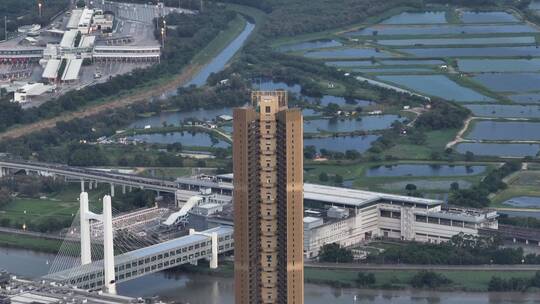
[42,59,61,79]
[61,59,83,81]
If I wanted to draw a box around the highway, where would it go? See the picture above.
[0,160,185,195]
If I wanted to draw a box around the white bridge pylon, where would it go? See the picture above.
[79,192,117,295]
[189,228,218,269]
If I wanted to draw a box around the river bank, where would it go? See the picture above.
[3,246,540,304]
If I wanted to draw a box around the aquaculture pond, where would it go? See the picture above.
[455,143,540,157]
[354,67,435,73]
[472,73,540,93]
[401,46,540,57]
[277,39,342,52]
[502,196,540,208]
[458,58,540,73]
[304,135,379,153]
[377,36,534,46]
[460,11,520,23]
[380,11,447,24]
[304,48,393,59]
[509,93,540,104]
[382,180,472,191]
[127,132,230,148]
[466,121,540,141]
[377,75,493,102]
[465,104,540,118]
[365,164,487,177]
[325,59,445,67]
[349,24,537,36]
[303,115,403,133]
[304,95,376,107]
[129,107,236,128]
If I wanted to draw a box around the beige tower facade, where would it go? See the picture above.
[233,91,304,304]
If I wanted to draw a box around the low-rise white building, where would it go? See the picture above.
[302,184,498,258]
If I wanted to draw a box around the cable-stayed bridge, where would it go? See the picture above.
[33,192,233,293]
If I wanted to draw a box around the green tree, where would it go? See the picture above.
[356,273,376,286]
[411,271,452,288]
[318,243,353,263]
[319,172,329,182]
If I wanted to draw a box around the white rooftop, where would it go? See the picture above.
[303,216,322,223]
[61,58,83,81]
[42,59,61,79]
[60,29,79,48]
[67,10,84,29]
[303,183,442,208]
[79,35,96,48]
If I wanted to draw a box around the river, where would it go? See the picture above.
[2,247,540,304]
[184,22,256,87]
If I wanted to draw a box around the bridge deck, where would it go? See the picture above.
[43,227,233,290]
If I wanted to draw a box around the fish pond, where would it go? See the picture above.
[127,132,230,148]
[460,11,520,23]
[365,164,487,177]
[465,104,540,118]
[350,24,537,36]
[401,46,540,57]
[303,115,404,133]
[304,135,379,153]
[304,48,393,59]
[458,59,540,73]
[455,143,540,157]
[472,73,540,93]
[377,75,493,102]
[502,196,540,208]
[377,36,534,46]
[466,121,540,141]
[277,39,342,52]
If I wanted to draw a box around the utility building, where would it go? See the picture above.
[233,91,304,304]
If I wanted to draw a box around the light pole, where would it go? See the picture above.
[162,19,166,37]
[38,1,43,18]
[161,27,165,47]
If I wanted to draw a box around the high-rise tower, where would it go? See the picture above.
[233,91,304,304]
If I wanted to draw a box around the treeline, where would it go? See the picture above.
[449,161,521,208]
[216,0,422,37]
[489,272,540,292]
[0,3,237,133]
[1,0,69,40]
[368,233,540,265]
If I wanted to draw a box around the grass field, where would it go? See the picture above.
[0,233,66,253]
[491,170,540,208]
[382,129,459,160]
[0,184,111,231]
[180,261,538,292]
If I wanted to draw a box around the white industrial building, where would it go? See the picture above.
[13,83,54,103]
[68,8,95,34]
[302,184,498,258]
[92,46,161,62]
